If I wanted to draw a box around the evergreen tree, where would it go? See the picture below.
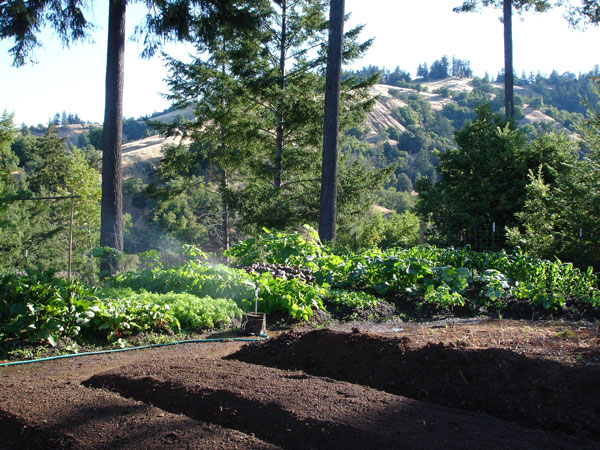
[387,66,411,85]
[27,125,71,194]
[227,0,378,232]
[0,113,27,270]
[451,57,473,78]
[156,0,381,240]
[508,82,600,267]
[429,55,450,79]
[0,111,18,189]
[152,0,270,251]
[99,0,128,276]
[415,104,566,245]
[0,123,101,278]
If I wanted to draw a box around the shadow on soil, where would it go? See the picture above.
[0,410,78,450]
[83,374,387,450]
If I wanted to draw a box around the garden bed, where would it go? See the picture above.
[1,319,598,449]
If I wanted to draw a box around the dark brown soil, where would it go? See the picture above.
[1,320,599,449]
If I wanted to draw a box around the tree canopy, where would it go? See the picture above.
[567,0,600,26]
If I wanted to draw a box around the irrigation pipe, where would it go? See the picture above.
[0,335,268,368]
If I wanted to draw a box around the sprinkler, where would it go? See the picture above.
[240,286,266,336]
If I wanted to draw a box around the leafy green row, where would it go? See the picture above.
[108,255,256,304]
[98,288,242,331]
[0,271,178,345]
[1,270,244,346]
[226,228,600,311]
[106,256,327,322]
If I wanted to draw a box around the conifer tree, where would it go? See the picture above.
[157,0,381,238]
[229,0,379,231]
[0,111,18,190]
[152,0,271,252]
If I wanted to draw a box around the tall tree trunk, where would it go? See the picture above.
[274,0,287,190]
[217,52,231,256]
[318,0,345,243]
[100,0,126,277]
[503,0,515,121]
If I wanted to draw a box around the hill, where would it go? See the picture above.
[46,77,566,179]
[29,123,102,146]
[39,73,592,230]
[364,78,558,143]
[122,135,186,181]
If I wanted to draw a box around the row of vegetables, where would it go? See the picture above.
[1,227,598,349]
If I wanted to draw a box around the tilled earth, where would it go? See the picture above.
[1,319,599,449]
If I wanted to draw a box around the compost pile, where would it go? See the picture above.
[1,320,598,450]
[242,262,316,282]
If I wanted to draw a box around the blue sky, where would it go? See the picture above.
[1,0,599,126]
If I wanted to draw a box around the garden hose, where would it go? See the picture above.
[0,334,268,368]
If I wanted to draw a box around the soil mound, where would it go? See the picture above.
[83,354,593,450]
[228,328,600,440]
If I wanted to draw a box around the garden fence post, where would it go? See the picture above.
[68,190,75,280]
[578,226,583,266]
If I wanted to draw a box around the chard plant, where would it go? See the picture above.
[0,270,99,346]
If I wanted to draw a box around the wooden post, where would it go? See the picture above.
[68,190,75,280]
